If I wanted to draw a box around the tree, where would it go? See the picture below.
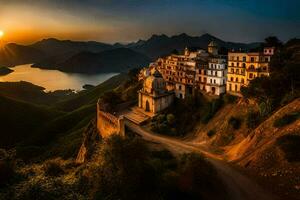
[171,49,179,55]
[264,36,282,48]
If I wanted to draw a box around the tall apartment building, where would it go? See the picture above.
[226,47,274,95]
[156,48,209,99]
[153,42,228,98]
[205,57,227,95]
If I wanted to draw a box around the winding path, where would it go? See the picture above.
[125,121,277,200]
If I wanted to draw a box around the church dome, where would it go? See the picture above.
[144,69,166,94]
[208,41,218,47]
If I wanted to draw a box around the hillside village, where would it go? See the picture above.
[0,37,299,200]
[94,41,276,139]
[0,0,299,199]
[80,38,300,200]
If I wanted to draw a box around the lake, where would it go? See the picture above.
[0,64,118,91]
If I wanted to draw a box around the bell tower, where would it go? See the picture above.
[208,41,218,56]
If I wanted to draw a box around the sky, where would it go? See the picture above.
[0,0,299,44]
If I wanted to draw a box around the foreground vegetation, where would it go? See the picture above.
[0,134,228,200]
[150,93,235,136]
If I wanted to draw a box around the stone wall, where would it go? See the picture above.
[97,103,121,138]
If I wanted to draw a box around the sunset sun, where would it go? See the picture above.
[0,30,4,38]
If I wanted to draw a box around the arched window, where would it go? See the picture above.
[236,78,239,82]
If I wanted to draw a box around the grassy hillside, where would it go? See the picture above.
[0,73,129,161]
[0,81,75,105]
[54,73,128,111]
[0,95,63,148]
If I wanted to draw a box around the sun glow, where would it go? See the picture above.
[0,31,4,38]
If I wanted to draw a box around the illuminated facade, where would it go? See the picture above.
[226,47,274,95]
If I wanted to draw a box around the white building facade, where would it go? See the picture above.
[205,58,227,95]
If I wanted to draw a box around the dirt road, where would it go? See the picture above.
[125,122,277,200]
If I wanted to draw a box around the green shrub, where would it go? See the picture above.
[228,117,242,130]
[166,114,175,125]
[157,114,166,123]
[273,112,300,127]
[43,158,64,176]
[207,130,216,137]
[276,134,300,162]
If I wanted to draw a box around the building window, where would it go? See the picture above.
[249,73,253,78]
[236,78,239,82]
[214,79,216,84]
[243,57,246,62]
[231,77,233,81]
[250,57,255,62]
[231,69,234,73]
[242,63,246,68]
[237,62,239,67]
[236,69,239,74]
[241,78,244,84]
[237,56,239,61]
[179,85,182,90]
[210,79,212,83]
[265,57,269,62]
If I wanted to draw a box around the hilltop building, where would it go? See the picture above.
[226,47,274,95]
[208,41,218,56]
[138,69,174,113]
[151,42,227,98]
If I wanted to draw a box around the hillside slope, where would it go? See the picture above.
[0,43,45,67]
[33,48,151,74]
[190,98,300,200]
[0,95,62,148]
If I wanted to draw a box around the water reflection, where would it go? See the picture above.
[0,64,118,91]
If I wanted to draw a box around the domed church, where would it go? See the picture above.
[138,69,174,114]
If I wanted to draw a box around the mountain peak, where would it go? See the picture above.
[149,34,169,40]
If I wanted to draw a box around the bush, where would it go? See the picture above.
[223,94,237,104]
[88,135,158,200]
[207,130,216,137]
[166,114,175,125]
[273,112,300,127]
[276,134,300,162]
[176,153,229,199]
[43,158,64,176]
[0,149,15,186]
[228,117,242,130]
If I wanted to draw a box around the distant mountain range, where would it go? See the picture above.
[0,33,261,73]
[33,48,151,74]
